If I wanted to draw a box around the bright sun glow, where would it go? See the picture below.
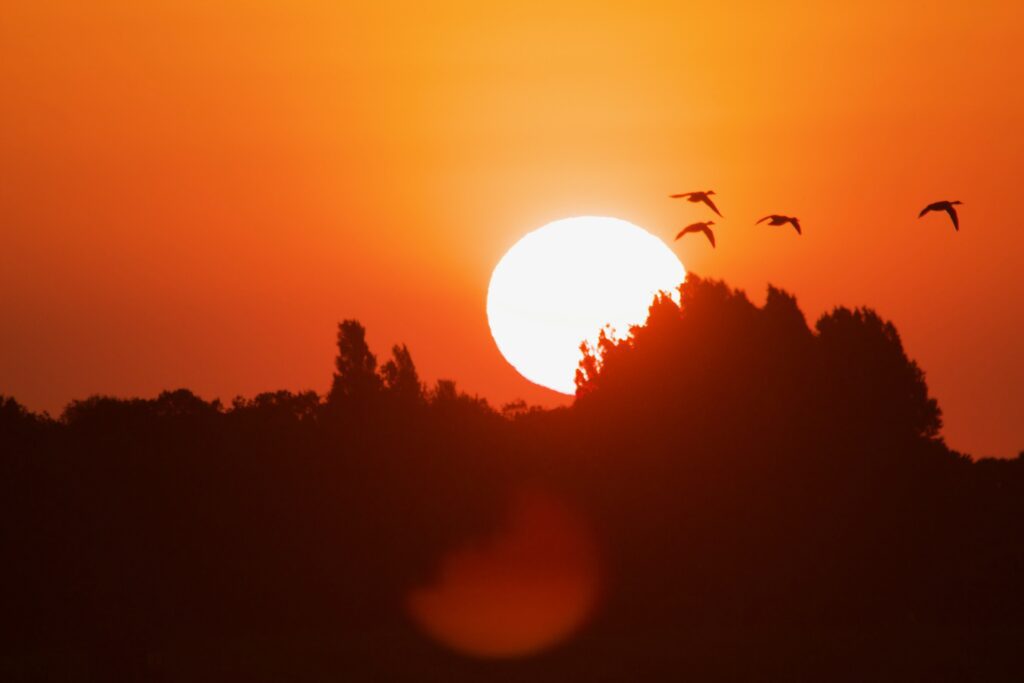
[487,216,686,394]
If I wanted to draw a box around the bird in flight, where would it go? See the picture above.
[675,221,716,248]
[756,214,802,235]
[918,200,962,231]
[669,190,723,217]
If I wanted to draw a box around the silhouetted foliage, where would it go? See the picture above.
[817,306,941,440]
[0,395,43,435]
[1,275,1021,682]
[381,343,424,407]
[328,319,382,408]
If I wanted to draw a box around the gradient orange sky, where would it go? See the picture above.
[1,2,1022,456]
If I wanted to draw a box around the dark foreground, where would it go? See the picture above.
[2,276,1022,681]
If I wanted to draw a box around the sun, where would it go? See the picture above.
[486,216,685,394]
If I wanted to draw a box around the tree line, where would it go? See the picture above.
[1,275,1022,681]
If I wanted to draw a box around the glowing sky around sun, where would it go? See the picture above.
[0,1,1022,456]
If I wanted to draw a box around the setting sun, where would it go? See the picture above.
[486,217,685,394]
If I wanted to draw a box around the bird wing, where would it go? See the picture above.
[701,195,723,217]
[675,224,697,240]
[676,222,712,240]
[702,226,716,248]
[669,193,693,199]
[918,206,932,218]
[755,216,771,224]
[790,218,802,235]
[945,204,959,231]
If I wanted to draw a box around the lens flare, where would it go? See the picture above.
[407,490,601,658]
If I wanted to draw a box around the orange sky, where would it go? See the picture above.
[1,1,1022,456]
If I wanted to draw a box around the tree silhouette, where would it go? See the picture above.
[816,306,941,440]
[0,275,1021,682]
[381,343,424,407]
[328,319,382,407]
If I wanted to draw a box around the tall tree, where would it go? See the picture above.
[328,320,382,406]
[382,344,424,406]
